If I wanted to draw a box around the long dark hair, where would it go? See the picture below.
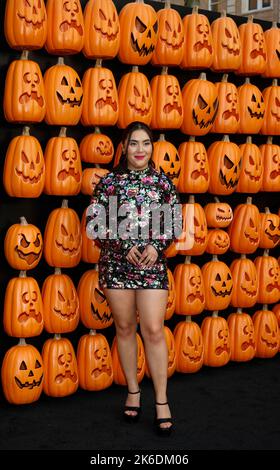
[113,121,156,173]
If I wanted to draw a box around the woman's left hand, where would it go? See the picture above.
[138,244,158,268]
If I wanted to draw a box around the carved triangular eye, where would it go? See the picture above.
[164,152,170,161]
[35,360,41,369]
[135,16,147,33]
[251,94,256,102]
[133,86,140,97]
[249,218,255,228]
[276,97,280,107]
[20,361,27,370]
[99,8,106,21]
[197,94,208,110]
[245,272,250,281]
[153,21,158,33]
[61,77,68,86]
[215,273,221,281]
[225,28,232,38]
[75,78,81,87]
[58,290,66,302]
[165,21,172,32]
[21,151,29,163]
[224,155,234,169]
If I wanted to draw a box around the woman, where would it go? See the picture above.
[86,122,181,436]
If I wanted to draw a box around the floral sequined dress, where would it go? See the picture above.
[86,165,180,289]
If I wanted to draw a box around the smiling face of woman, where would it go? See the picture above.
[124,129,153,171]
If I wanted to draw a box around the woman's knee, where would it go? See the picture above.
[141,324,165,344]
[115,321,137,338]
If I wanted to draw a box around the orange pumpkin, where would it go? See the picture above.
[146,326,176,379]
[81,209,101,264]
[152,135,180,187]
[43,199,81,268]
[230,254,258,308]
[201,312,231,367]
[174,256,205,316]
[1,339,43,404]
[174,317,204,373]
[3,126,45,198]
[42,335,79,397]
[236,136,263,193]
[150,69,183,130]
[81,60,119,127]
[237,16,267,75]
[253,307,279,358]
[44,127,82,195]
[238,78,265,134]
[206,229,230,255]
[177,137,209,194]
[81,168,109,196]
[177,196,207,256]
[4,271,44,338]
[79,128,114,164]
[260,137,280,192]
[204,199,233,228]
[44,58,83,125]
[211,74,240,134]
[228,308,256,362]
[211,12,241,72]
[201,257,233,311]
[4,217,43,270]
[260,79,280,136]
[4,51,46,123]
[118,0,158,65]
[77,330,113,391]
[45,0,84,54]
[111,333,145,385]
[262,22,280,78]
[208,135,241,195]
[83,0,120,59]
[254,251,280,305]
[228,197,260,254]
[5,0,47,50]
[42,268,79,334]
[259,207,280,249]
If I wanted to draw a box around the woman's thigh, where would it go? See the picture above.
[103,289,137,327]
[136,289,168,330]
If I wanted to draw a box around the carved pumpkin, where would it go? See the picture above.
[237,78,265,134]
[81,61,119,126]
[254,251,280,304]
[262,23,280,78]
[177,196,207,256]
[165,268,176,321]
[272,304,280,336]
[174,256,205,316]
[201,256,233,311]
[118,0,158,65]
[5,0,47,50]
[77,330,113,391]
[151,4,184,66]
[211,74,240,134]
[44,199,81,268]
[178,137,209,193]
[4,51,46,123]
[206,229,230,255]
[208,135,241,195]
[204,199,233,228]
[83,0,120,59]
[146,326,176,378]
[174,317,204,373]
[230,254,258,308]
[4,217,43,270]
[150,70,183,130]
[201,312,231,367]
[44,127,82,195]
[42,268,79,333]
[81,209,101,264]
[228,197,260,254]
[152,135,180,186]
[228,309,256,362]
[181,73,218,136]
[44,58,83,125]
[260,79,280,136]
[211,12,241,72]
[79,128,114,164]
[117,66,152,129]
[236,136,263,193]
[252,307,279,358]
[260,137,280,192]
[111,333,145,385]
[180,7,213,69]
[4,271,44,338]
[259,207,280,249]
[237,16,267,75]
[1,339,43,404]
[77,268,113,330]
[3,126,45,198]
[45,0,84,54]
[42,335,79,397]
[81,168,109,196]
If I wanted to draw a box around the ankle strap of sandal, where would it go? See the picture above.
[156,401,168,405]
[128,389,141,394]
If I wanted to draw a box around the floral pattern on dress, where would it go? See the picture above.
[86,165,181,289]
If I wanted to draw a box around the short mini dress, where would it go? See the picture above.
[86,165,180,290]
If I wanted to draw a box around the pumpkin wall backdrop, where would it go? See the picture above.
[0,0,279,402]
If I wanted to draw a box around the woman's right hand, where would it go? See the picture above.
[126,246,142,267]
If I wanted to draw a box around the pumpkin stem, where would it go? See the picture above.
[272,79,278,87]
[264,206,270,214]
[245,77,251,85]
[22,126,30,136]
[94,127,101,134]
[164,0,171,9]
[95,58,102,68]
[54,334,61,340]
[188,195,195,204]
[192,5,199,14]
[246,136,252,144]
[266,136,273,145]
[212,311,219,318]
[54,268,62,275]
[161,66,168,75]
[184,256,192,264]
[240,254,246,259]
[61,199,68,208]
[188,136,196,142]
[263,249,269,257]
[246,196,252,205]
[158,133,166,142]
[263,304,268,311]
[20,50,29,60]
[222,135,230,142]
[19,271,27,278]
[132,65,139,73]
[185,315,191,323]
[136,0,144,3]
[272,21,278,28]
[89,329,97,336]
[212,255,218,261]
[20,216,28,225]
[221,74,228,83]
[214,197,220,203]
[18,338,27,346]
[95,164,101,169]
[199,72,207,81]
[59,127,67,137]
[237,308,243,314]
[220,10,227,17]
[57,57,64,65]
[247,15,254,23]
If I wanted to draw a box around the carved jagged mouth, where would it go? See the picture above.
[91,303,112,323]
[192,106,218,129]
[211,285,233,297]
[97,146,113,156]
[266,283,280,292]
[264,229,280,244]
[58,168,81,182]
[15,374,43,389]
[215,345,230,355]
[216,215,232,222]
[187,293,205,303]
[241,286,257,297]
[17,13,46,29]
[60,20,83,36]
[128,101,151,116]
[222,110,239,120]
[160,35,184,50]
[15,248,41,265]
[19,92,44,107]
[159,167,181,179]
[270,169,280,179]
[247,106,264,119]
[271,111,280,122]
[215,241,229,248]
[56,91,83,107]
[55,241,79,253]
[191,169,209,180]
[131,33,155,56]
[194,235,206,244]
[16,168,44,183]
[182,351,202,362]
[221,43,240,56]
[94,26,119,41]
[163,102,183,115]
[250,49,266,59]
[260,337,278,348]
[244,169,261,181]
[219,170,239,189]
[91,365,112,377]
[55,371,78,383]
[244,232,259,243]
[54,307,78,319]
[18,310,43,323]
[241,339,255,350]
[193,40,212,53]
[96,97,117,111]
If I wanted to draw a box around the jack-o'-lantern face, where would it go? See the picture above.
[219,153,242,190]
[130,9,158,58]
[193,93,218,130]
[211,271,233,298]
[187,271,205,306]
[267,265,280,294]
[16,149,44,185]
[270,152,280,181]
[21,69,45,108]
[54,287,79,320]
[221,24,240,57]
[159,14,184,51]
[55,219,81,257]
[202,316,231,366]
[244,217,260,245]
[182,332,203,364]
[91,341,112,380]
[16,229,43,267]
[215,324,230,357]
[160,150,181,184]
[206,229,230,255]
[193,214,207,248]
[244,149,262,183]
[247,91,265,120]
[240,322,255,351]
[222,90,239,122]
[241,270,258,299]
[216,206,233,223]
[270,94,280,122]
[251,27,266,61]
[194,19,213,55]
[17,0,46,31]
[94,4,119,41]
[128,82,152,118]
[191,149,209,183]
[19,288,42,324]
[56,72,83,109]
[48,339,78,389]
[91,287,112,326]
[96,138,113,160]
[57,148,81,184]
[261,322,278,350]
[96,76,118,113]
[261,214,280,248]
[59,1,83,36]
[16,354,43,390]
[163,80,183,119]
[253,309,280,357]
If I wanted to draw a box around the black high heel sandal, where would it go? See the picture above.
[124,389,141,423]
[154,401,173,436]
